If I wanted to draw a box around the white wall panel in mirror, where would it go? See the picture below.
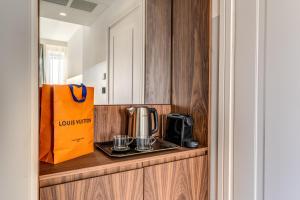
[109,6,144,104]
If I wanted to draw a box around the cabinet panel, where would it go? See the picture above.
[40,169,143,200]
[172,0,210,146]
[144,156,208,200]
[145,0,172,104]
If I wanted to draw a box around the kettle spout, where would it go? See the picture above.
[127,107,136,115]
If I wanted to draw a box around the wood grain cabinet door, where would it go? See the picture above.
[40,169,143,200]
[144,156,208,200]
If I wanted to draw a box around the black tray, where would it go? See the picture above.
[95,139,179,158]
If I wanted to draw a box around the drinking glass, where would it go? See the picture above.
[135,136,156,151]
[113,135,133,151]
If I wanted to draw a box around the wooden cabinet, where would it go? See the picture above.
[40,169,143,200]
[40,153,208,200]
[144,156,208,200]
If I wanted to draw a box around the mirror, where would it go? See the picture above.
[39,0,170,105]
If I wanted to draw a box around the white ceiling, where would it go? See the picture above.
[40,0,116,26]
[40,17,82,42]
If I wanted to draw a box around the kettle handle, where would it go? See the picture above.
[150,108,159,134]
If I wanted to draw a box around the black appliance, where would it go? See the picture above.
[164,113,198,148]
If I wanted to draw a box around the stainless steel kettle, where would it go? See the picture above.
[127,106,158,138]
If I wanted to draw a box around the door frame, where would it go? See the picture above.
[30,0,39,199]
[217,0,266,199]
[217,0,235,198]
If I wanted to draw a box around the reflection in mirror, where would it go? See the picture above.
[39,0,145,104]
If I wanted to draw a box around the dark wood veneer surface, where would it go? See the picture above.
[145,0,172,104]
[94,105,171,142]
[39,147,208,187]
[172,0,210,146]
[40,169,143,200]
[144,156,208,200]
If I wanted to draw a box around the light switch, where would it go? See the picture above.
[102,87,106,94]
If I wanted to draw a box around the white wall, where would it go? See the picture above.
[0,0,38,200]
[264,1,300,199]
[80,0,142,104]
[40,39,67,47]
[82,0,141,71]
[83,62,108,104]
[67,28,83,78]
[62,0,142,104]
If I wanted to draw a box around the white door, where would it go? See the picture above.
[219,0,300,200]
[109,6,144,104]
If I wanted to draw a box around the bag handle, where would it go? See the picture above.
[68,84,87,103]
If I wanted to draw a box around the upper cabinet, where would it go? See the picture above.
[39,0,171,105]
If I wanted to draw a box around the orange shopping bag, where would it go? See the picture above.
[39,84,94,164]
